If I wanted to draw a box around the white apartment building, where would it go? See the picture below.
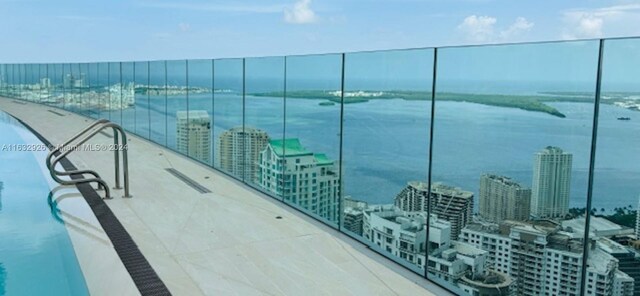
[479,174,531,223]
[176,110,211,164]
[258,138,339,223]
[460,221,634,296]
[531,146,573,219]
[217,126,269,181]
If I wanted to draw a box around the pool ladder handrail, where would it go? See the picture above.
[45,119,131,199]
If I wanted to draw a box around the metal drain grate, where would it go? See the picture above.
[165,168,211,193]
[47,110,66,116]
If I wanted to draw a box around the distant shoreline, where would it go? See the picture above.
[252,90,582,118]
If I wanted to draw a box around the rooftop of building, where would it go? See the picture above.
[176,110,210,119]
[269,138,312,157]
[562,216,634,237]
[0,98,447,296]
[460,270,513,289]
[407,181,429,192]
[430,182,473,199]
[480,174,527,188]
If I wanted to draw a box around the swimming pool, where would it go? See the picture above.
[0,111,89,296]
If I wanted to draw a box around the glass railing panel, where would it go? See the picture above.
[9,64,16,98]
[284,53,342,227]
[149,60,167,146]
[0,64,5,96]
[166,60,187,152]
[86,63,99,119]
[63,63,73,110]
[77,63,89,115]
[68,63,83,113]
[134,61,150,139]
[18,64,25,100]
[51,64,65,110]
[108,62,122,125]
[25,64,38,103]
[40,64,55,105]
[342,48,434,274]
[96,63,111,121]
[185,59,213,165]
[244,56,285,196]
[121,62,135,132]
[590,38,640,296]
[19,64,28,101]
[432,40,599,295]
[0,64,7,96]
[212,58,244,179]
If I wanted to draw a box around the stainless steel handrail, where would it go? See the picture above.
[47,119,131,199]
[46,119,110,188]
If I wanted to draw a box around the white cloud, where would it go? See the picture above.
[284,0,317,24]
[178,22,191,32]
[500,17,534,39]
[458,15,497,42]
[562,4,640,39]
[458,15,534,43]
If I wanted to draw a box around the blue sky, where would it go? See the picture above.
[1,0,639,62]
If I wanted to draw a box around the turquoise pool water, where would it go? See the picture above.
[0,111,89,296]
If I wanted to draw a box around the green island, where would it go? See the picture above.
[251,90,597,118]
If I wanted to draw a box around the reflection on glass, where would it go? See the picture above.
[284,54,342,226]
[96,63,111,120]
[433,41,599,295]
[108,62,122,125]
[213,59,244,179]
[53,64,64,109]
[591,38,640,296]
[165,60,187,151]
[135,61,150,138]
[87,63,99,119]
[149,61,167,145]
[121,62,135,132]
[245,57,284,195]
[342,49,434,273]
[185,59,213,165]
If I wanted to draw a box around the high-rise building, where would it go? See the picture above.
[258,139,340,223]
[394,182,473,241]
[531,146,573,219]
[479,174,531,223]
[460,221,635,296]
[362,205,430,267]
[394,181,429,212]
[217,126,269,181]
[343,197,368,236]
[429,183,474,241]
[176,110,211,164]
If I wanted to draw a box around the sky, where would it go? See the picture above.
[0,0,640,62]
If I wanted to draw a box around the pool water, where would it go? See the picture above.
[0,111,89,296]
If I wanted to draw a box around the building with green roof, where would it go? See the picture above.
[258,138,340,223]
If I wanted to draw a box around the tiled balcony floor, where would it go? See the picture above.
[0,97,450,296]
